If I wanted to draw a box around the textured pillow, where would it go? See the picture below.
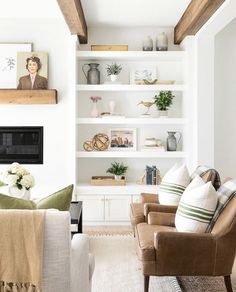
[0,185,73,211]
[159,164,190,205]
[175,181,218,233]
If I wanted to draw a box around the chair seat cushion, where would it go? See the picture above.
[130,203,145,225]
[135,223,175,261]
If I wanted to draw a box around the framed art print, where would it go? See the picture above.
[0,43,32,88]
[109,128,137,151]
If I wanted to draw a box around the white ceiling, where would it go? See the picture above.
[81,0,191,27]
[0,0,191,28]
[0,0,62,18]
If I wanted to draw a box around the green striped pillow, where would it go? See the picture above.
[159,164,190,206]
[175,181,218,232]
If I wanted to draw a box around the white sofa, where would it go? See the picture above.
[42,210,94,292]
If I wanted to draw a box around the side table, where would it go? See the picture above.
[69,201,83,234]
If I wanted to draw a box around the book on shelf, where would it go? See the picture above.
[145,165,161,185]
[142,146,165,152]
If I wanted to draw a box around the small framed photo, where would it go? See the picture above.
[109,128,137,151]
[130,66,156,85]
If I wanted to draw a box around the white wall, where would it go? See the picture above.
[0,19,76,197]
[215,18,236,178]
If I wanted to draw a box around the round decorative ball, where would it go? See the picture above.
[92,133,110,151]
[83,141,94,152]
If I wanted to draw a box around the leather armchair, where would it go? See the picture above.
[130,170,217,231]
[135,196,236,292]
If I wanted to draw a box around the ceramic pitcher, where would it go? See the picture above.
[82,63,100,84]
[167,131,182,151]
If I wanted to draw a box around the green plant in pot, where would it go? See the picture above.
[154,91,174,118]
[106,162,128,180]
[106,63,122,82]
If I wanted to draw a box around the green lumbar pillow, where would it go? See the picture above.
[0,184,74,211]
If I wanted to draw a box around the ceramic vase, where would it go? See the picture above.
[156,32,168,51]
[110,75,118,82]
[109,100,116,115]
[167,131,182,151]
[91,102,99,118]
[158,110,168,118]
[142,36,153,51]
[8,186,31,200]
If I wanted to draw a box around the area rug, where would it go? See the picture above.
[89,235,236,292]
[89,235,182,292]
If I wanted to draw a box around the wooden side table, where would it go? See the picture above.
[69,201,83,234]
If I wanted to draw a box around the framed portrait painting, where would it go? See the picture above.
[109,128,137,151]
[0,43,32,88]
[17,52,48,90]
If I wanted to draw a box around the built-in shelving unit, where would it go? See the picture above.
[75,49,189,224]
[0,89,57,104]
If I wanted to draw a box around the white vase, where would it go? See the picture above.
[156,32,168,51]
[158,110,168,118]
[110,75,118,82]
[114,175,122,180]
[142,36,153,51]
[8,186,31,200]
[109,100,116,115]
[90,102,99,118]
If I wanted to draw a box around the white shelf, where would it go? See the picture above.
[76,84,186,92]
[76,183,159,195]
[76,117,187,125]
[77,51,186,62]
[76,151,186,158]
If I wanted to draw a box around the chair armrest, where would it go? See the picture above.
[71,234,91,292]
[148,212,175,226]
[154,231,216,275]
[141,193,159,204]
[144,203,178,218]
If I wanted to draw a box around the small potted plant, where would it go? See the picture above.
[106,161,128,180]
[106,63,122,82]
[154,91,174,118]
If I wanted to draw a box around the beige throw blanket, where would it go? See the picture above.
[0,210,45,292]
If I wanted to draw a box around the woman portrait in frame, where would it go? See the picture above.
[17,52,48,90]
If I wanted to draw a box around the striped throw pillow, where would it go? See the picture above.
[159,164,190,206]
[175,181,218,233]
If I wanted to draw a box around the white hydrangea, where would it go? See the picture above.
[6,174,19,186]
[1,162,35,190]
[20,174,35,189]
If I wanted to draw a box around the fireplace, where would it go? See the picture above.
[0,127,43,164]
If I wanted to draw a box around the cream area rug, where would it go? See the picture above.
[89,235,236,292]
[89,235,181,292]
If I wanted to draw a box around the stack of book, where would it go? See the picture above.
[146,165,161,185]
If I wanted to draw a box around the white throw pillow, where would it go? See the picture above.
[175,181,218,233]
[159,164,190,206]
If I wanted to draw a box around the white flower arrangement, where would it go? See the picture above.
[1,162,35,190]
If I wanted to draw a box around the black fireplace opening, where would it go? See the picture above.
[0,127,43,164]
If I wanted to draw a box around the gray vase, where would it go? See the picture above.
[167,131,182,151]
[82,63,100,84]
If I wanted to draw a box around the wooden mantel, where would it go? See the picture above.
[0,89,57,104]
[174,0,225,44]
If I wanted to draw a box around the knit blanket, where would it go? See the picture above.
[190,165,221,190]
[0,210,45,292]
[206,179,236,232]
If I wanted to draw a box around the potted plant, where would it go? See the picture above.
[154,91,174,118]
[106,162,128,180]
[106,63,122,82]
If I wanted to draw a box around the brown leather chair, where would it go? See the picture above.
[130,169,218,232]
[135,195,236,292]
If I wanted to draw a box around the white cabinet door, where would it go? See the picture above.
[105,195,132,221]
[79,196,104,221]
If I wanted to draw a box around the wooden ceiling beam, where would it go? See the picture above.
[174,0,225,44]
[57,0,87,44]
